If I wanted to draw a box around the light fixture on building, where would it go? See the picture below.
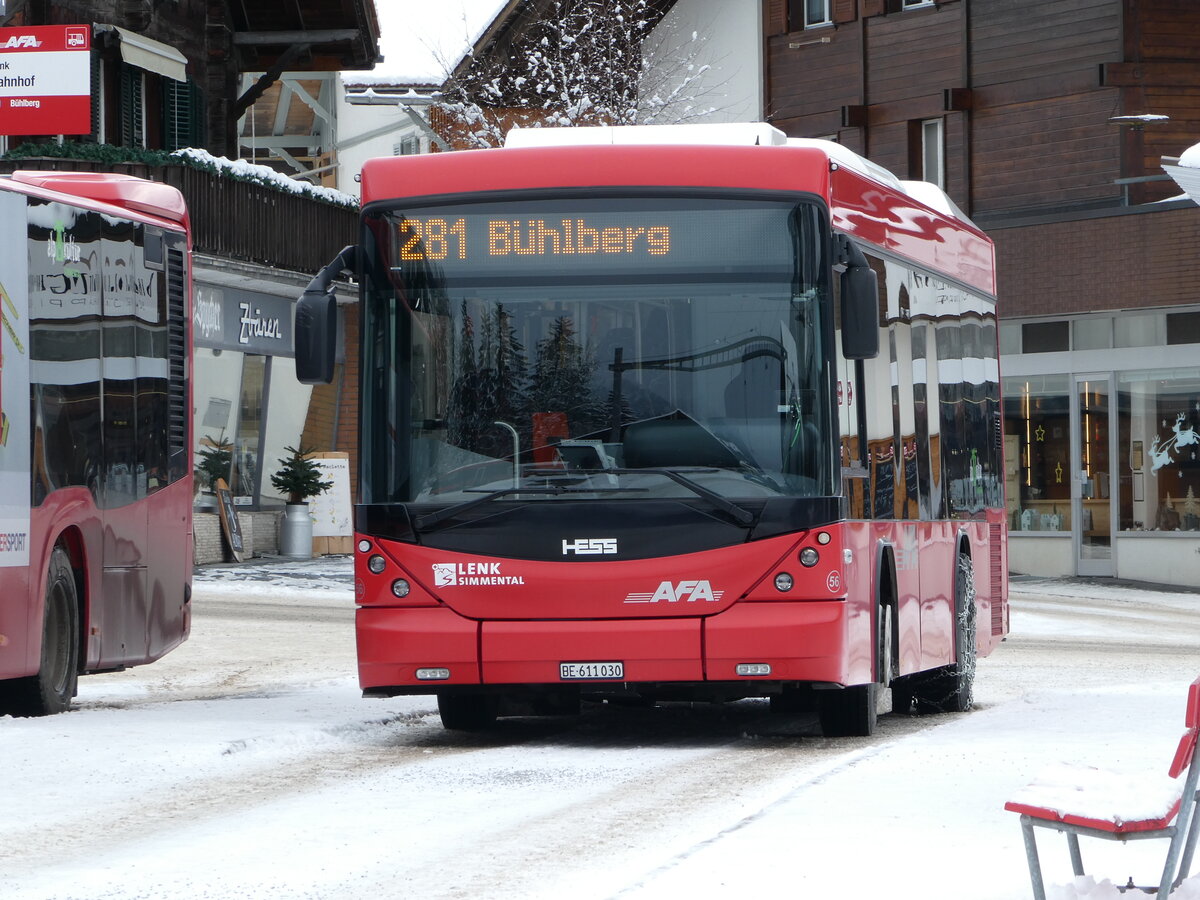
[1108,114,1170,131]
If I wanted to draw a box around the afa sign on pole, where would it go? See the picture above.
[0,25,91,135]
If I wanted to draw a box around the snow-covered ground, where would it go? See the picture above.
[2,560,1199,900]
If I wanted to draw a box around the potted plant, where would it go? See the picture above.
[194,433,232,509]
[270,445,333,558]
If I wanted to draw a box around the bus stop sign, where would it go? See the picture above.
[0,25,91,136]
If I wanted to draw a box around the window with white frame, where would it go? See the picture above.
[920,118,944,188]
[789,0,831,29]
[902,0,936,8]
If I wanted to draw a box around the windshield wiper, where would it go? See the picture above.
[605,468,757,526]
[412,483,642,532]
[412,468,757,533]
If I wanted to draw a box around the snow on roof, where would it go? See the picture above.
[1163,141,1200,207]
[504,122,790,148]
[344,0,510,87]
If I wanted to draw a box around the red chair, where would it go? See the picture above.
[1004,676,1200,899]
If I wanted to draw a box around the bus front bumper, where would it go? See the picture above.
[356,600,849,693]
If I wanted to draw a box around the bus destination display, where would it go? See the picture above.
[384,200,801,282]
[400,217,672,262]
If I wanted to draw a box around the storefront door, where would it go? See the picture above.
[1073,375,1115,576]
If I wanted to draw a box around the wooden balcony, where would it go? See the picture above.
[0,158,357,275]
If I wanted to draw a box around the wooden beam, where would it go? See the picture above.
[232,44,309,121]
[1101,61,1200,88]
[234,30,359,45]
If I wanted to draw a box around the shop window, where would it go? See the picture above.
[1115,314,1164,349]
[1002,375,1071,532]
[999,322,1021,355]
[193,347,244,492]
[1022,321,1068,354]
[1166,312,1200,346]
[1118,369,1200,532]
[1072,317,1112,351]
[233,355,266,503]
[259,358,315,506]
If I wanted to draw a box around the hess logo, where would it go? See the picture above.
[624,580,724,604]
[562,538,617,555]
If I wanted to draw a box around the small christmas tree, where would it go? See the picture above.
[195,434,232,491]
[270,445,333,505]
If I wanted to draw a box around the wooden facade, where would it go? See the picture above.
[764,0,1200,222]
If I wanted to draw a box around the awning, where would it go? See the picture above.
[95,24,188,82]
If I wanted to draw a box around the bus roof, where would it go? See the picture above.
[0,170,189,229]
[359,125,994,296]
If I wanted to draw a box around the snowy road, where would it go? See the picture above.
[3,560,1199,900]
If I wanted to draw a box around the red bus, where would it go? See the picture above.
[0,171,193,716]
[297,123,1008,736]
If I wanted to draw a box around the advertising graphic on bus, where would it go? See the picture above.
[0,171,193,716]
[296,123,1008,736]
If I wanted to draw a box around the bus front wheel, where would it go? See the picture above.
[1,547,80,717]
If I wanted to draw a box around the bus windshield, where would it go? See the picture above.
[360,195,836,506]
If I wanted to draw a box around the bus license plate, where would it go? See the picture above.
[560,662,623,680]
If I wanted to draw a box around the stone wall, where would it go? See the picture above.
[193,510,283,566]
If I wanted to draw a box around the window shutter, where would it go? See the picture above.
[82,50,101,144]
[120,64,145,148]
[833,0,857,23]
[765,0,789,35]
[163,79,205,151]
[861,0,886,16]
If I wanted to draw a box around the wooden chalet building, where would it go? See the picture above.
[765,0,1200,585]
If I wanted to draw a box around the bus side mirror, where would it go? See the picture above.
[840,264,880,360]
[295,289,338,384]
[294,245,357,384]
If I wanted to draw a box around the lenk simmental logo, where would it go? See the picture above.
[623,580,724,604]
[432,561,525,587]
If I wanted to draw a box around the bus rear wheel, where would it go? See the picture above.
[437,692,499,731]
[2,547,80,717]
[907,553,977,714]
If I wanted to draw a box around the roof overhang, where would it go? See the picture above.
[95,23,188,82]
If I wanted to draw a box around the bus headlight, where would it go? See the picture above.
[799,547,820,567]
[367,554,387,574]
[391,579,411,598]
[774,572,794,592]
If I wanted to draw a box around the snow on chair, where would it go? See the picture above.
[1004,676,1200,899]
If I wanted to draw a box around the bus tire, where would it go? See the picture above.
[437,692,499,731]
[818,598,891,737]
[2,548,80,717]
[943,551,977,712]
[910,552,976,714]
